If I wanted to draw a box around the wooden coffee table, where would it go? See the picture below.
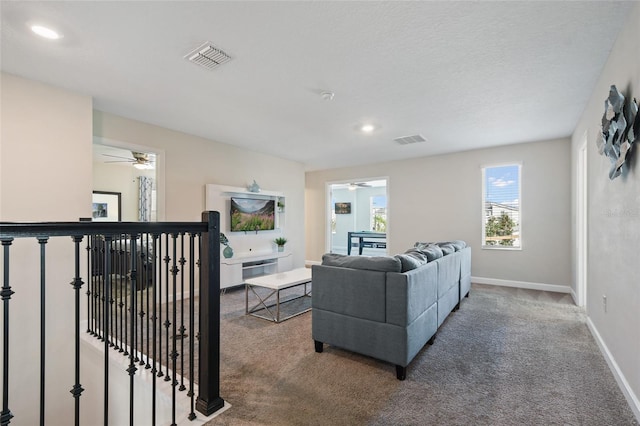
[245,267,312,322]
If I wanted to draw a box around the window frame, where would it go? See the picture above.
[481,162,522,250]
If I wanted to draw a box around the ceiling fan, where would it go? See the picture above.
[102,151,154,170]
[348,182,371,190]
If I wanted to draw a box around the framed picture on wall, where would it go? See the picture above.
[92,191,121,222]
[335,202,351,214]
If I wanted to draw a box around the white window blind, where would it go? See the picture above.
[482,164,521,249]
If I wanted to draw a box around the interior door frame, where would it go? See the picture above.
[576,132,588,308]
[93,136,165,221]
[325,176,389,255]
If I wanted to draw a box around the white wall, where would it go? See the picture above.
[93,111,306,269]
[0,72,93,425]
[331,188,356,250]
[93,161,155,221]
[570,3,640,418]
[306,138,572,289]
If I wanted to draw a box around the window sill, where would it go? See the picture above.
[481,245,522,251]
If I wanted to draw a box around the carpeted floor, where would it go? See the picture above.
[205,283,637,425]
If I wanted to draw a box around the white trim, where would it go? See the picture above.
[586,317,640,422]
[472,276,571,294]
[576,133,588,307]
[570,288,579,305]
[481,163,522,250]
[93,136,166,221]
[305,259,321,267]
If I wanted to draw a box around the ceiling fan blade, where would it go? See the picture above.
[102,153,135,161]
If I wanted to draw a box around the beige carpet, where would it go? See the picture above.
[205,284,637,425]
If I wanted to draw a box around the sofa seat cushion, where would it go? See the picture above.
[322,253,401,272]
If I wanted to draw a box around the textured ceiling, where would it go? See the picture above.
[1,1,634,171]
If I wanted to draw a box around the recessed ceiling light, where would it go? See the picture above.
[361,124,375,133]
[31,25,62,40]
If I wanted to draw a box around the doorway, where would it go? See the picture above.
[92,138,163,221]
[327,178,388,256]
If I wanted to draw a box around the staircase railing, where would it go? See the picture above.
[0,211,224,425]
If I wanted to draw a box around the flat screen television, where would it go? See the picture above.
[230,197,275,232]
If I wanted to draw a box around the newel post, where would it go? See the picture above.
[196,211,225,416]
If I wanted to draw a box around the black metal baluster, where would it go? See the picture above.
[103,235,113,426]
[86,237,92,335]
[128,233,139,426]
[93,239,99,338]
[145,233,151,370]
[109,238,116,349]
[93,236,99,337]
[157,235,164,378]
[37,236,48,426]
[123,236,129,357]
[97,238,103,341]
[178,233,186,392]
[164,234,171,382]
[170,233,179,426]
[118,238,125,353]
[70,236,85,426]
[138,236,146,366]
[1,238,15,426]
[111,235,122,350]
[151,233,159,426]
[188,233,197,421]
[113,237,120,351]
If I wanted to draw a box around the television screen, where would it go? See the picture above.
[230,197,275,231]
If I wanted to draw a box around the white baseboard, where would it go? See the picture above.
[471,276,571,294]
[586,317,640,422]
[305,259,321,267]
[570,288,579,305]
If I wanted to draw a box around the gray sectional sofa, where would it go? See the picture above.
[312,241,471,380]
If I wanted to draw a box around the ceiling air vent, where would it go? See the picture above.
[185,42,231,70]
[393,134,427,145]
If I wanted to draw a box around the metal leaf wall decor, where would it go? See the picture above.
[597,85,640,180]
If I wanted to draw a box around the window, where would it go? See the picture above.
[482,164,521,249]
[370,195,387,232]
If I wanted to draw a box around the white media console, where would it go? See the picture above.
[205,183,294,289]
[220,251,293,289]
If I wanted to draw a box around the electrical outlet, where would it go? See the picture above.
[603,295,607,313]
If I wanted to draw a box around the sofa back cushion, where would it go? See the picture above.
[312,265,386,322]
[412,244,443,261]
[321,253,401,272]
[434,251,462,298]
[438,243,455,255]
[443,240,467,251]
[415,240,467,253]
[394,250,428,272]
